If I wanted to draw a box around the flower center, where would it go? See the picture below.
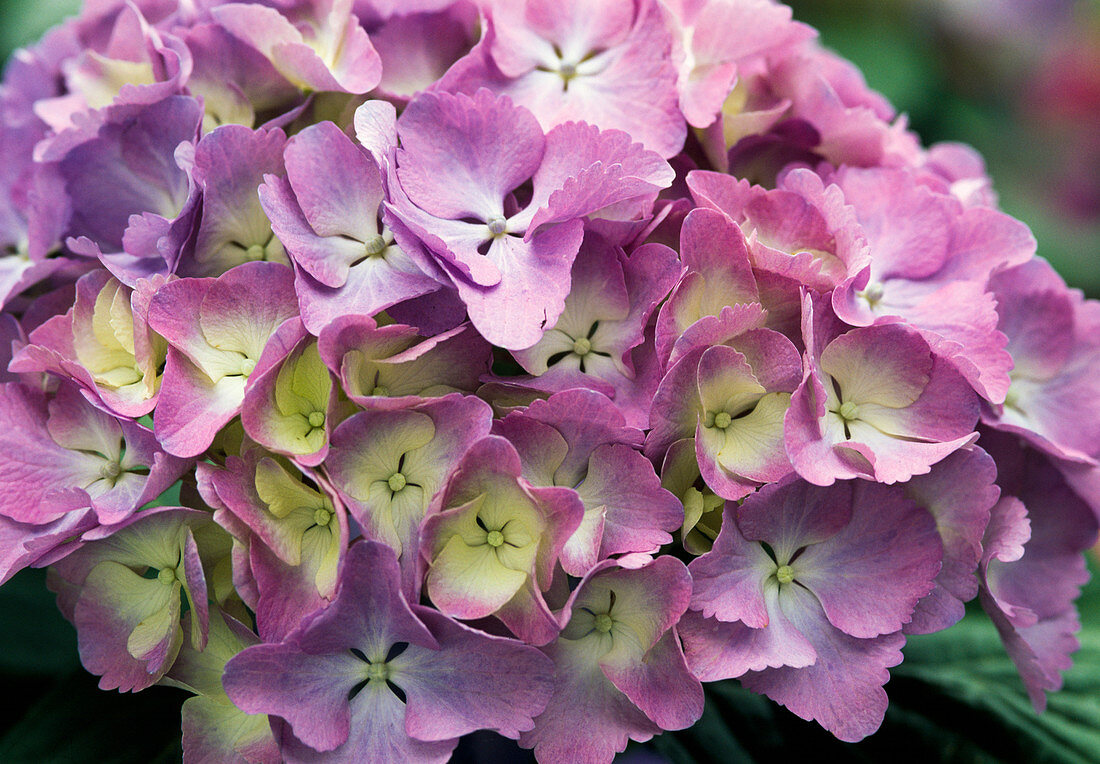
[572,337,592,356]
[486,216,507,237]
[387,472,407,492]
[245,243,266,261]
[838,401,860,421]
[364,234,387,257]
[861,282,885,306]
[157,567,176,586]
[100,461,122,480]
[313,507,332,526]
[307,411,326,428]
[713,411,733,430]
[775,564,795,585]
[593,613,613,633]
[371,385,389,397]
[486,529,505,548]
[365,662,389,682]
[239,358,256,377]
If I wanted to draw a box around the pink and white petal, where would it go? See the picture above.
[284,120,384,242]
[525,121,674,234]
[844,420,979,485]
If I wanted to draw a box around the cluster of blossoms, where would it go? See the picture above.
[1,0,1098,761]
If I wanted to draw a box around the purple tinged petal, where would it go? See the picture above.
[0,381,186,526]
[499,388,642,486]
[984,259,1100,465]
[574,443,682,560]
[602,629,703,732]
[225,644,363,752]
[187,125,288,276]
[56,508,214,691]
[740,584,905,743]
[227,541,551,760]
[58,96,201,260]
[275,688,455,764]
[492,416,570,487]
[353,99,399,168]
[978,434,1099,709]
[398,606,554,740]
[519,636,660,763]
[645,347,708,465]
[398,89,545,221]
[791,481,942,639]
[688,502,775,626]
[736,477,852,561]
[447,218,585,350]
[655,207,759,365]
[524,121,675,235]
[212,1,382,94]
[903,446,998,634]
[0,511,96,585]
[679,588,817,679]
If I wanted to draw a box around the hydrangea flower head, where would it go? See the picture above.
[0,1,1097,762]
